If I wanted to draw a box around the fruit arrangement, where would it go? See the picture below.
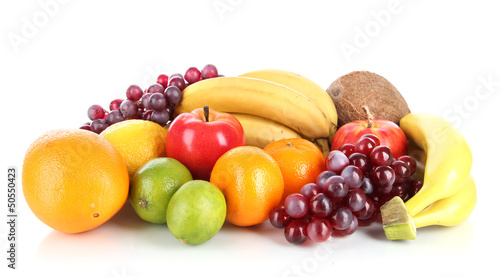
[21,66,476,246]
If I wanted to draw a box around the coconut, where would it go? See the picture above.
[326,71,411,126]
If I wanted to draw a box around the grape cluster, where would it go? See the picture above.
[269,133,423,245]
[80,64,219,134]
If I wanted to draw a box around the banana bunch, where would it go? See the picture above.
[381,113,476,240]
[175,69,338,155]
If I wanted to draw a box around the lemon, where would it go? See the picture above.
[101,120,168,177]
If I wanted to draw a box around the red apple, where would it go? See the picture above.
[166,106,246,180]
[331,106,407,158]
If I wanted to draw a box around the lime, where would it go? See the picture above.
[166,180,226,244]
[130,157,192,224]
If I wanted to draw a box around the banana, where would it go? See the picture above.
[413,175,476,228]
[238,69,338,143]
[381,112,474,240]
[175,76,333,155]
[399,113,473,217]
[230,113,302,148]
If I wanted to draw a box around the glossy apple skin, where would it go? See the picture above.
[331,119,408,158]
[166,107,246,181]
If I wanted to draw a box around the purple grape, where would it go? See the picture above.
[326,150,349,174]
[309,193,333,217]
[315,170,337,187]
[329,206,353,231]
[307,217,332,243]
[87,104,105,120]
[149,93,168,111]
[284,193,309,219]
[164,86,183,106]
[300,183,322,200]
[90,119,108,134]
[344,188,367,212]
[106,109,125,125]
[323,176,349,202]
[341,165,364,189]
[370,145,394,166]
[336,215,358,236]
[119,99,139,118]
[126,85,143,101]
[269,206,292,229]
[150,109,170,126]
[201,64,218,79]
[284,219,308,244]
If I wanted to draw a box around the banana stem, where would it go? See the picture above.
[362,105,374,128]
[314,138,331,158]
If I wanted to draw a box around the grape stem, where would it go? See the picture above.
[362,105,375,128]
[204,105,210,122]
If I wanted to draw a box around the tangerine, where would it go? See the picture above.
[22,129,129,233]
[210,146,284,227]
[263,138,326,203]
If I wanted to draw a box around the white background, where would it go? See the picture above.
[1,0,499,276]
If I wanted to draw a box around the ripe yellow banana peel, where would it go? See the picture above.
[381,113,476,240]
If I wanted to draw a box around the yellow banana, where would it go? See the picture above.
[413,175,476,228]
[399,113,473,216]
[238,69,338,143]
[175,76,332,155]
[381,112,473,240]
[230,113,302,148]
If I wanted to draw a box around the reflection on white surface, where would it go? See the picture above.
[32,198,477,276]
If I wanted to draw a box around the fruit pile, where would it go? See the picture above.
[269,133,423,244]
[21,67,476,247]
[81,64,219,133]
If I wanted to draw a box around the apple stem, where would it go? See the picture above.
[362,105,374,128]
[204,105,209,122]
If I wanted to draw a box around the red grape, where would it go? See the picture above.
[184,67,202,84]
[87,104,106,120]
[391,160,411,183]
[284,219,308,244]
[307,217,332,243]
[269,206,292,229]
[349,153,370,174]
[339,143,355,157]
[315,170,337,188]
[169,76,186,91]
[149,93,168,111]
[201,64,218,79]
[106,110,125,125]
[323,176,349,202]
[157,74,169,88]
[126,85,143,101]
[309,193,333,217]
[329,206,353,231]
[341,165,364,189]
[326,150,349,174]
[344,188,367,212]
[300,183,322,200]
[284,193,309,219]
[109,99,124,111]
[336,215,358,236]
[398,155,417,176]
[146,83,164,95]
[119,99,139,118]
[355,137,376,156]
[164,86,183,106]
[360,133,380,146]
[370,145,394,166]
[90,119,108,134]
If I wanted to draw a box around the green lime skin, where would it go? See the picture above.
[166,180,226,245]
[130,157,193,224]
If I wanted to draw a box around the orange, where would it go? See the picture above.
[210,146,284,227]
[22,129,129,233]
[263,138,326,202]
[100,119,168,177]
